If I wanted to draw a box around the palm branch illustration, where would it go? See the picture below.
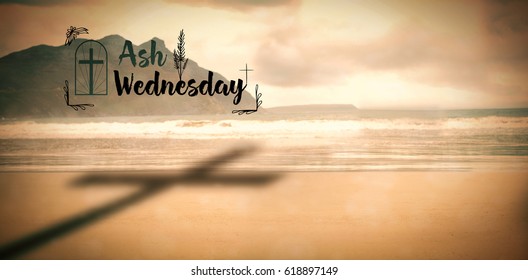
[173,29,189,81]
[65,26,89,46]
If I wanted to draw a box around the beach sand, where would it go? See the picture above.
[0,171,527,259]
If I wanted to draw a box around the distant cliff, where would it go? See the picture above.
[268,104,357,114]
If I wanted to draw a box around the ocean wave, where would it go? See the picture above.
[1,116,527,139]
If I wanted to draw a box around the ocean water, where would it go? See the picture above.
[0,108,527,172]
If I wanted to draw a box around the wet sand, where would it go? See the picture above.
[0,171,527,259]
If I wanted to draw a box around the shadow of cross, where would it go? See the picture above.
[0,146,279,259]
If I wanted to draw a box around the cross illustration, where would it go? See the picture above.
[232,63,262,115]
[78,48,103,95]
[239,63,254,84]
[0,147,278,259]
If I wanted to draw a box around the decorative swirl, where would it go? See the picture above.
[63,80,94,111]
[232,84,262,115]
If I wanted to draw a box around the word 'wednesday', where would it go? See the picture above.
[114,40,246,105]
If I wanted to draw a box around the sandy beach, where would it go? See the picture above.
[0,171,526,259]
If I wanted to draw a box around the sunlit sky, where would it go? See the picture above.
[1,0,527,108]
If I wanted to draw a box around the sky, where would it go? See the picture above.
[0,0,527,109]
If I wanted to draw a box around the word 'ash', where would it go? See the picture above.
[114,30,247,105]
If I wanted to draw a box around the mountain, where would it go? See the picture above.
[268,104,357,114]
[0,35,256,118]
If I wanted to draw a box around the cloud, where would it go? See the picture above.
[254,0,528,104]
[0,0,84,6]
[163,0,300,11]
[485,0,528,35]
[481,0,528,65]
[1,0,527,107]
[0,0,115,58]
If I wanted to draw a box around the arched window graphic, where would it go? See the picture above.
[75,40,108,95]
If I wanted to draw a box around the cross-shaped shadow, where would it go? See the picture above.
[0,146,280,259]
